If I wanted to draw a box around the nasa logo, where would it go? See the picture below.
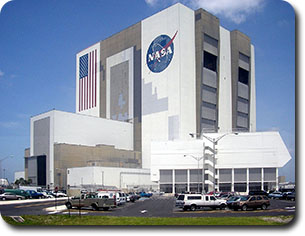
[146,31,178,73]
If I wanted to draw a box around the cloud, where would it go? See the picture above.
[145,0,160,7]
[145,0,265,24]
[0,121,20,129]
[0,70,4,78]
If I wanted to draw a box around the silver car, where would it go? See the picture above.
[0,192,25,201]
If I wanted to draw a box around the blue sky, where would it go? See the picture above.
[0,0,295,183]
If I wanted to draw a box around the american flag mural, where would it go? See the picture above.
[79,50,97,111]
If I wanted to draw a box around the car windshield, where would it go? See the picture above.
[177,195,184,200]
[240,196,250,201]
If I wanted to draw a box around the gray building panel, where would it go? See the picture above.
[219,169,232,182]
[175,169,187,183]
[238,82,249,100]
[110,61,129,121]
[195,8,219,135]
[33,117,50,157]
[99,22,142,153]
[234,168,247,182]
[237,114,248,128]
[202,68,217,88]
[202,88,217,105]
[249,168,261,181]
[237,99,249,114]
[230,30,251,131]
[160,170,173,183]
[201,106,216,121]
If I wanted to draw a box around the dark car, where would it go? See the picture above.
[285,192,295,201]
[248,190,268,196]
[26,190,44,199]
[226,196,241,209]
[268,191,283,199]
[232,195,270,211]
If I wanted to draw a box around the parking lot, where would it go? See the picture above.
[0,194,296,218]
[56,195,295,218]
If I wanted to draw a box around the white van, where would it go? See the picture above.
[176,194,227,211]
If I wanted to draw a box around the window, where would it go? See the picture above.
[204,51,217,72]
[234,183,247,192]
[206,196,209,201]
[257,196,262,200]
[188,196,202,200]
[238,67,249,85]
[210,196,216,201]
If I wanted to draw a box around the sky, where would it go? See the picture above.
[0,0,296,183]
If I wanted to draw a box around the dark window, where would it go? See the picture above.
[234,183,247,192]
[238,67,249,84]
[204,51,217,72]
[210,196,216,201]
[160,184,173,193]
[219,183,231,192]
[195,13,201,21]
[188,196,201,200]
[206,196,209,201]
[257,196,262,200]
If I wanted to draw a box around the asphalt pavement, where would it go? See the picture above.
[0,195,296,218]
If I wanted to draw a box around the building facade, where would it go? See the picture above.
[25,3,291,193]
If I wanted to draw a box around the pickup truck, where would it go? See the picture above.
[65,193,116,211]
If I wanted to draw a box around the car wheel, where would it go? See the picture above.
[242,205,247,211]
[65,202,72,209]
[39,196,42,199]
[2,197,6,201]
[17,197,22,200]
[183,206,188,211]
[220,204,226,210]
[190,204,197,211]
[91,204,99,211]
[261,204,267,210]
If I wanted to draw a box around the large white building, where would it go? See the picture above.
[24,3,291,193]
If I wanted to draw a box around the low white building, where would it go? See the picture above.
[151,131,291,193]
[14,171,25,182]
[67,166,158,191]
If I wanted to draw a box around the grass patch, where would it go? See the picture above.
[2,215,294,226]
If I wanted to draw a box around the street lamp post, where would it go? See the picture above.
[184,154,204,193]
[200,132,235,192]
[0,155,13,179]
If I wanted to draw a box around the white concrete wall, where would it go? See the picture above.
[150,132,291,182]
[249,44,256,132]
[53,110,133,150]
[67,166,157,189]
[76,42,100,117]
[218,27,232,133]
[141,3,196,169]
[14,171,25,181]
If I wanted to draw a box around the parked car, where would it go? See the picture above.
[52,191,67,198]
[41,191,54,198]
[4,189,30,199]
[226,196,241,209]
[0,192,25,201]
[139,192,153,198]
[26,190,45,199]
[268,191,283,199]
[285,192,295,201]
[231,195,270,211]
[176,194,227,211]
[248,190,268,196]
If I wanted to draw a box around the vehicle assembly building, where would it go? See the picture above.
[24,3,291,194]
